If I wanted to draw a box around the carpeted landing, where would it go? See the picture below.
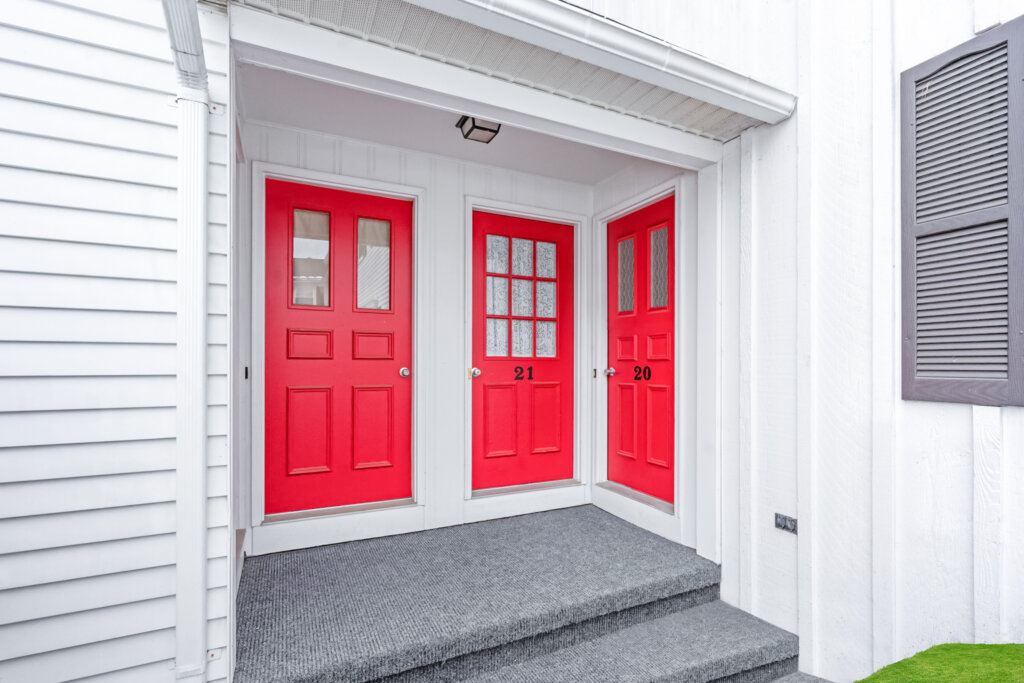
[234,505,800,682]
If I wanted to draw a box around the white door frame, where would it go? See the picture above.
[248,161,429,555]
[461,196,592,523]
[590,175,707,548]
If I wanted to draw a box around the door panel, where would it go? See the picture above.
[607,195,675,503]
[472,211,574,490]
[265,179,413,514]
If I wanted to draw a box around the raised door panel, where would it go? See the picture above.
[531,382,561,454]
[285,387,332,475]
[351,385,393,469]
[483,383,517,458]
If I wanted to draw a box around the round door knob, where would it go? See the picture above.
[399,367,411,378]
[604,367,616,377]
[470,367,482,378]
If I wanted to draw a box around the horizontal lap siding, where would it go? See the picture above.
[0,1,230,682]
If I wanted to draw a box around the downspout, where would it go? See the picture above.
[162,1,209,679]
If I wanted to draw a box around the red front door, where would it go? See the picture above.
[472,211,574,490]
[607,196,675,503]
[264,179,413,514]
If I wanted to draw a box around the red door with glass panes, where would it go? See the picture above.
[606,196,675,503]
[472,211,574,490]
[264,179,413,514]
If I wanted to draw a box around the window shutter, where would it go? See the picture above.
[901,16,1024,406]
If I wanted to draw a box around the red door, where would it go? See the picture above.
[472,211,574,490]
[264,179,413,514]
[607,196,675,503]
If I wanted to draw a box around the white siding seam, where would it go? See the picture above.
[869,0,896,669]
[972,405,1003,642]
[795,1,816,672]
[737,129,754,614]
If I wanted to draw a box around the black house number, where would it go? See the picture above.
[514,366,534,380]
[633,365,652,381]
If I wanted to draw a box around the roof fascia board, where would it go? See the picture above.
[231,6,721,168]
[405,0,796,124]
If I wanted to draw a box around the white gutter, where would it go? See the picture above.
[404,0,796,125]
[161,0,210,680]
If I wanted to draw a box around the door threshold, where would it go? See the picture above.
[595,480,674,515]
[263,497,416,524]
[472,478,580,499]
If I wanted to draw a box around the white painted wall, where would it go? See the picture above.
[595,1,1024,681]
[0,1,230,680]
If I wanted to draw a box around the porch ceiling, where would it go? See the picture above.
[231,0,794,142]
[237,63,669,185]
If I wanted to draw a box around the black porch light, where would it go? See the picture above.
[456,115,501,143]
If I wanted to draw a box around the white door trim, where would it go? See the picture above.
[462,196,592,520]
[248,160,428,555]
[591,175,701,546]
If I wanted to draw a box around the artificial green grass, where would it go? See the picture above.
[856,643,1024,682]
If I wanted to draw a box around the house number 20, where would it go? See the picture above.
[633,365,652,380]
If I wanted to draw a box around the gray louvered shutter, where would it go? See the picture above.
[901,16,1024,406]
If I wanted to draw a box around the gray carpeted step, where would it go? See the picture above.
[235,505,720,683]
[775,672,832,683]
[459,600,800,683]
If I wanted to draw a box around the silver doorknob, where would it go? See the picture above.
[604,367,616,377]
[399,367,411,378]
[470,367,482,378]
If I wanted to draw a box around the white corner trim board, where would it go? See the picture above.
[403,0,797,124]
[229,6,722,170]
[163,0,210,679]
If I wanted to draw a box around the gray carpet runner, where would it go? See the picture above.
[234,505,800,683]
[774,673,832,683]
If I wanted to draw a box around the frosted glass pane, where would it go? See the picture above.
[511,279,533,316]
[486,318,508,356]
[536,281,555,318]
[617,237,634,312]
[511,238,533,276]
[536,321,556,357]
[487,276,508,315]
[536,241,556,278]
[512,319,533,357]
[357,218,390,310]
[293,209,330,307]
[650,227,668,308]
[486,235,508,273]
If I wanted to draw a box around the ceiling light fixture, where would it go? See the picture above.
[456,115,501,143]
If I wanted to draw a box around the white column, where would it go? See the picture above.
[175,87,210,681]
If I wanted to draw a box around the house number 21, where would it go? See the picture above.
[514,366,534,380]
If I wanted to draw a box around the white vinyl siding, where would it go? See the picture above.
[0,1,229,681]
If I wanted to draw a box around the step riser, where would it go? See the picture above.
[709,657,799,683]
[381,584,720,682]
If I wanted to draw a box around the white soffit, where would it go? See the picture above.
[231,0,795,142]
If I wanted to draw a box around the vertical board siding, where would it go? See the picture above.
[0,1,229,681]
